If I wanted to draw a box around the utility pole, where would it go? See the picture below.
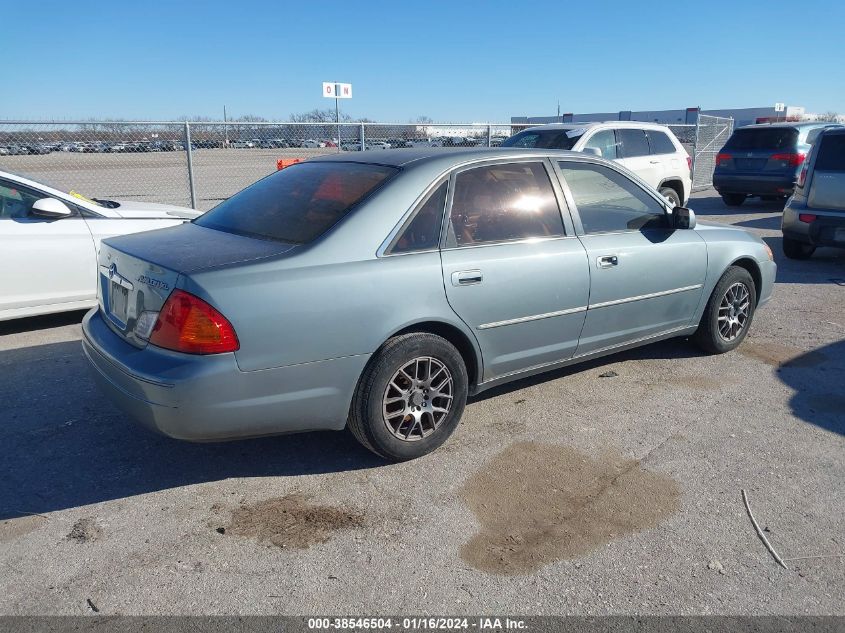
[223,105,228,147]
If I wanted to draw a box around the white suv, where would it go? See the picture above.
[502,122,692,206]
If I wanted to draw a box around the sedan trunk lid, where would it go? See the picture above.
[98,222,298,347]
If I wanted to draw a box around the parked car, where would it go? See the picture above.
[367,141,392,150]
[781,127,845,259]
[0,169,200,321]
[341,141,362,151]
[502,122,692,207]
[231,140,254,149]
[301,139,323,148]
[82,148,774,460]
[713,122,842,207]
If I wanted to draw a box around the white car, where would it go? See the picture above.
[0,170,200,321]
[367,141,392,150]
[503,122,692,206]
[301,139,324,149]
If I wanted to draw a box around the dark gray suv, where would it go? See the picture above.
[781,127,845,258]
[713,122,842,207]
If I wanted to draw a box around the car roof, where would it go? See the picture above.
[521,121,673,131]
[308,147,587,169]
[735,121,837,130]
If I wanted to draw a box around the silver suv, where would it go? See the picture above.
[781,127,845,259]
[503,122,692,206]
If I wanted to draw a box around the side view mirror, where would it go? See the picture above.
[671,206,696,230]
[581,147,602,157]
[31,197,73,218]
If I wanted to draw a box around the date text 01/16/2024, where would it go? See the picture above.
[306,617,527,630]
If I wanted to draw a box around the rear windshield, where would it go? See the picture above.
[502,129,584,150]
[724,128,798,151]
[195,162,398,243]
[815,134,845,171]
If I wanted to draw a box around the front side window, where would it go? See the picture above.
[196,162,398,243]
[450,162,564,246]
[389,181,447,254]
[0,179,44,219]
[558,162,668,234]
[617,129,650,158]
[647,130,677,155]
[583,129,618,160]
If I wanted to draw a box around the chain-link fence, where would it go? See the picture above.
[0,119,729,210]
[688,114,734,191]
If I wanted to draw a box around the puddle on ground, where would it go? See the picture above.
[459,442,680,575]
[739,342,827,368]
[0,515,46,542]
[225,494,364,549]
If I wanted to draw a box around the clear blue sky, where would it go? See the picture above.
[4,0,843,122]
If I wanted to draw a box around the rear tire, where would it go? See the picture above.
[721,193,746,207]
[693,266,756,354]
[659,186,681,207]
[782,236,815,260]
[348,333,468,461]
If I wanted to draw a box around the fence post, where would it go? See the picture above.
[691,114,701,188]
[360,122,365,152]
[184,122,197,209]
[487,124,492,147]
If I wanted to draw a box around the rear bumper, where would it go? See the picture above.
[782,201,845,247]
[713,173,795,196]
[81,308,368,441]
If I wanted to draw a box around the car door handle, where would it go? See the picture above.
[452,270,483,286]
[597,255,618,269]
[649,160,660,164]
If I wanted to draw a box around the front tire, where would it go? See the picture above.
[782,236,815,260]
[693,266,756,354]
[721,193,746,207]
[348,333,468,461]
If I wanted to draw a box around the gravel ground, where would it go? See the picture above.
[1,147,353,211]
[0,189,843,616]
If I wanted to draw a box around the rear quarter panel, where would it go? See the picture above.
[182,250,478,373]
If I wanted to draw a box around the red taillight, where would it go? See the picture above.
[149,289,239,354]
[716,153,732,167]
[686,156,692,173]
[771,152,806,167]
[797,161,810,187]
[799,213,817,223]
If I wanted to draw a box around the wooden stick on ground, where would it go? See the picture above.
[741,489,788,570]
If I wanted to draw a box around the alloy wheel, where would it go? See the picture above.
[718,282,751,342]
[382,357,454,441]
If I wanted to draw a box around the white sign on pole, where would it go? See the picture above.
[336,83,352,99]
[323,82,352,99]
[774,102,785,112]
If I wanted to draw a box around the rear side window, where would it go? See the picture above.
[583,130,618,159]
[725,128,798,151]
[196,162,397,243]
[389,182,447,254]
[449,162,564,246]
[814,134,845,171]
[617,129,650,158]
[648,131,677,155]
[502,129,583,150]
